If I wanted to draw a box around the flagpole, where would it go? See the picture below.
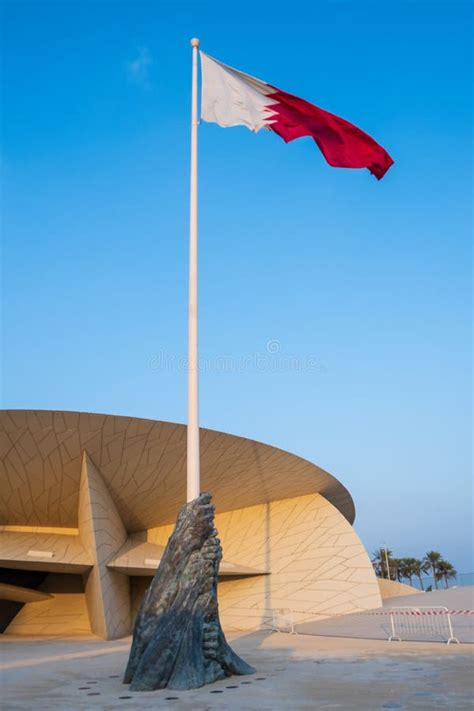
[187,38,200,502]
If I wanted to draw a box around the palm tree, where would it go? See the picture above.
[435,560,457,589]
[371,558,382,578]
[424,551,442,590]
[372,548,393,579]
[411,558,429,590]
[390,557,404,582]
[399,557,418,586]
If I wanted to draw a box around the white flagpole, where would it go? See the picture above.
[187,38,200,502]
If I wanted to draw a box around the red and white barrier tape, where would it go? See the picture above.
[289,609,474,620]
[323,609,474,617]
[387,609,474,616]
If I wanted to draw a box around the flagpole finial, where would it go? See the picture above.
[191,38,200,48]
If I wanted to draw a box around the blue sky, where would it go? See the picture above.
[2,1,472,571]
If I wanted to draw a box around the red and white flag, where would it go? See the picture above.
[201,53,394,180]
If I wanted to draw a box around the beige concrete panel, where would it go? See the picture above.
[378,578,424,599]
[219,562,268,576]
[0,410,354,531]
[5,593,92,636]
[0,583,53,603]
[0,526,78,535]
[78,453,130,640]
[107,535,267,577]
[0,530,92,573]
[149,493,381,632]
[106,536,166,575]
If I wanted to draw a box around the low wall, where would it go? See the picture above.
[378,577,423,599]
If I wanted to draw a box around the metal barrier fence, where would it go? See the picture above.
[388,606,460,644]
[271,608,297,634]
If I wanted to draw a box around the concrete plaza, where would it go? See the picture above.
[296,586,474,644]
[1,628,473,710]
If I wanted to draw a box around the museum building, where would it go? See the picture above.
[0,410,382,639]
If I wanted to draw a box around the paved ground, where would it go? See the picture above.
[1,630,473,710]
[296,587,474,643]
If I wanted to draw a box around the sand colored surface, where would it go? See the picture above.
[378,578,423,599]
[1,630,473,710]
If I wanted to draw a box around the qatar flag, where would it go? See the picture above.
[200,52,394,180]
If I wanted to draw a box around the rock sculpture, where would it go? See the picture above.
[124,492,255,691]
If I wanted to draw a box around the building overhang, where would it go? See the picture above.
[0,410,355,531]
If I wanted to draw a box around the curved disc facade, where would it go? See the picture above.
[0,410,380,639]
[0,410,354,528]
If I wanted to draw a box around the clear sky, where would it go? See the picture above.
[1,1,472,571]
